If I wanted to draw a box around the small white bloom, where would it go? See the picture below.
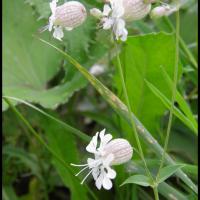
[90,0,128,41]
[150,4,178,18]
[48,0,87,40]
[89,64,105,76]
[71,129,133,190]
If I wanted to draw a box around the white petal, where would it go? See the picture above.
[120,28,128,41]
[106,167,116,179]
[102,18,114,30]
[98,130,112,151]
[92,167,100,180]
[87,158,101,168]
[86,132,99,153]
[53,26,64,40]
[103,4,112,16]
[111,0,124,18]
[100,129,112,144]
[114,19,127,41]
[102,177,113,190]
[50,0,57,14]
[95,173,104,190]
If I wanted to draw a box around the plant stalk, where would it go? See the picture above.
[153,187,159,200]
[156,11,180,180]
[115,43,153,182]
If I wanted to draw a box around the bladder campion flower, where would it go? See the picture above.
[71,129,133,190]
[90,0,128,41]
[90,0,153,41]
[48,0,87,40]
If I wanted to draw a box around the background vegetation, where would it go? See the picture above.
[3,0,197,199]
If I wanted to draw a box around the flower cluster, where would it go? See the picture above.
[46,0,180,41]
[71,129,133,190]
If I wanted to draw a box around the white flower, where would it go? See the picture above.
[48,0,87,40]
[71,129,133,190]
[150,4,178,18]
[90,0,128,41]
[89,64,105,76]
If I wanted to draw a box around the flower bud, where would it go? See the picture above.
[150,5,177,19]
[54,1,87,29]
[122,0,151,21]
[90,8,103,19]
[103,138,133,165]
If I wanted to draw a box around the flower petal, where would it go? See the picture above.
[102,18,114,30]
[53,26,64,40]
[106,167,116,179]
[110,0,124,18]
[95,172,104,190]
[50,0,58,14]
[99,129,112,145]
[103,4,112,16]
[86,132,99,153]
[113,18,127,41]
[102,177,113,190]
[92,167,100,180]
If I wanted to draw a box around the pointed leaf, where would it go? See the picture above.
[121,175,151,187]
[158,164,185,184]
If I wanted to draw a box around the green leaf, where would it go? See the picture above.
[38,37,198,194]
[157,164,184,184]
[145,79,197,134]
[3,186,19,200]
[160,67,197,131]
[121,175,151,187]
[3,0,106,111]
[40,115,89,200]
[3,96,90,142]
[114,32,182,137]
[3,146,42,181]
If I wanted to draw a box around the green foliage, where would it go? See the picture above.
[120,175,151,187]
[3,0,198,199]
[157,164,184,184]
[114,32,181,137]
[3,0,107,111]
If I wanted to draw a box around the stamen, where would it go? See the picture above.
[70,163,89,167]
[75,166,89,176]
[81,170,93,185]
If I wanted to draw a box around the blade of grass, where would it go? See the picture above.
[3,97,97,200]
[160,66,197,129]
[37,37,197,194]
[3,96,90,142]
[145,79,197,134]
[162,17,197,69]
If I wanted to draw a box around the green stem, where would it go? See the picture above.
[163,17,197,69]
[156,11,180,180]
[115,43,153,181]
[153,187,159,200]
[3,97,98,200]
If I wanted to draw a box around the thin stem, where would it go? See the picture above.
[163,17,197,69]
[153,187,159,200]
[115,43,153,181]
[156,11,180,180]
[3,97,98,200]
